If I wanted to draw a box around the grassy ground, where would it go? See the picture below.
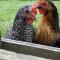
[0,1,60,37]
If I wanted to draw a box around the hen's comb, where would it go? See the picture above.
[32,3,37,16]
[38,0,43,5]
[38,0,48,6]
[38,0,42,2]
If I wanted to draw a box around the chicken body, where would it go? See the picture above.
[34,1,60,47]
[5,5,36,42]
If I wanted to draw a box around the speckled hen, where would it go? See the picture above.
[5,5,37,42]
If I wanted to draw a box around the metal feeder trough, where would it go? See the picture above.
[1,38,60,60]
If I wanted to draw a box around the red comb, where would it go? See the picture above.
[32,3,36,9]
[32,3,37,16]
[38,0,43,5]
[39,0,42,2]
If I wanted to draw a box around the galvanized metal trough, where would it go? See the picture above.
[1,38,60,60]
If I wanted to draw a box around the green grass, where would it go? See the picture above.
[0,1,60,37]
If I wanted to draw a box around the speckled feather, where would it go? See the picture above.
[5,5,35,42]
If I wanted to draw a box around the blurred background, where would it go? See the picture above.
[0,0,60,37]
